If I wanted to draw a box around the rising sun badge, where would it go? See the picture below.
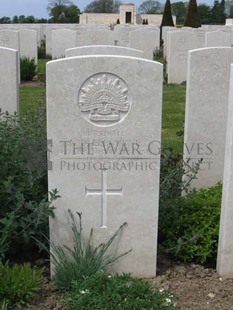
[78,73,131,127]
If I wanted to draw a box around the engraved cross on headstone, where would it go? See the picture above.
[85,169,123,228]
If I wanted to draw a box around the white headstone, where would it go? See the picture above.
[52,29,77,59]
[161,26,177,58]
[205,31,231,47]
[167,30,197,84]
[65,45,144,58]
[114,25,138,47]
[0,30,20,51]
[0,30,20,82]
[0,47,19,114]
[79,29,114,46]
[217,63,233,278]
[183,47,233,189]
[129,29,159,60]
[20,28,38,64]
[47,55,163,277]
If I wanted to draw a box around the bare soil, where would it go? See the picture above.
[25,254,233,310]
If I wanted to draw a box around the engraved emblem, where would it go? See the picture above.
[78,73,130,127]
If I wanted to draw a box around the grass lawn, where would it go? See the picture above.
[162,84,186,154]
[19,81,186,154]
[20,85,46,116]
[38,58,49,75]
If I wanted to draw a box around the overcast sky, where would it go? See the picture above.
[1,0,214,19]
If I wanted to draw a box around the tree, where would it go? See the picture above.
[198,4,212,24]
[12,15,19,23]
[84,0,121,13]
[18,15,26,23]
[161,0,174,27]
[47,0,80,22]
[138,0,162,14]
[225,0,233,17]
[0,16,11,23]
[211,0,226,24]
[171,1,186,24]
[184,0,201,28]
[24,15,36,23]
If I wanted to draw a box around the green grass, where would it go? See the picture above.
[162,84,186,153]
[19,83,186,154]
[37,59,48,75]
[20,85,46,117]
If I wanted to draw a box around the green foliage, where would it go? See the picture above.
[154,48,167,84]
[184,0,201,28]
[138,0,162,14]
[0,106,58,260]
[159,183,222,264]
[198,4,212,24]
[20,57,37,81]
[171,1,186,24]
[38,39,46,59]
[20,85,46,116]
[0,261,44,309]
[162,85,186,152]
[84,0,121,13]
[63,271,176,310]
[161,0,174,27]
[47,0,80,23]
[211,0,226,24]
[50,211,131,292]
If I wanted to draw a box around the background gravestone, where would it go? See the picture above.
[19,28,38,64]
[47,55,162,277]
[0,47,19,115]
[183,47,233,189]
[129,29,159,60]
[51,29,77,59]
[217,63,233,278]
[167,30,197,84]
[205,31,231,47]
[65,45,144,58]
[0,30,20,82]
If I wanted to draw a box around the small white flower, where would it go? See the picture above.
[108,275,112,278]
[79,289,89,294]
[165,298,172,303]
[159,288,164,292]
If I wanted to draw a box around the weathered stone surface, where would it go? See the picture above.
[217,63,233,279]
[65,45,144,58]
[47,55,163,277]
[183,47,233,189]
[0,47,19,114]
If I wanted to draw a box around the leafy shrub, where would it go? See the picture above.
[159,182,222,263]
[154,49,167,84]
[0,261,44,309]
[38,39,46,59]
[0,106,58,260]
[50,211,131,292]
[63,271,176,310]
[159,148,200,204]
[20,57,37,81]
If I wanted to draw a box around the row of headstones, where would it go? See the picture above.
[0,29,37,63]
[0,23,159,60]
[2,42,233,278]
[46,45,233,278]
[49,26,160,60]
[164,27,233,83]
